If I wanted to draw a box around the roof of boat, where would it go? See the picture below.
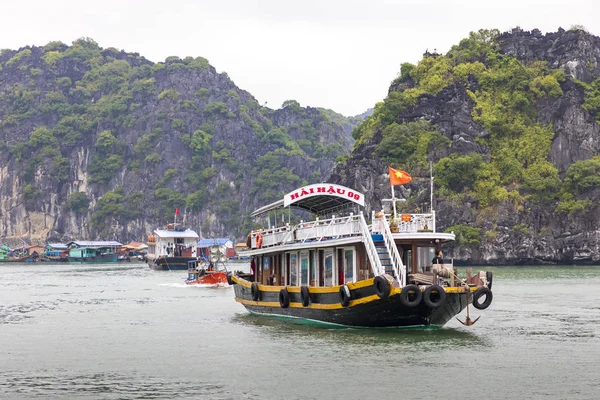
[46,243,68,249]
[251,183,365,217]
[67,241,123,247]
[197,238,233,247]
[153,229,199,239]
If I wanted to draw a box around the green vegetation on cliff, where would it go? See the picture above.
[345,28,600,258]
[0,39,359,239]
[354,29,597,216]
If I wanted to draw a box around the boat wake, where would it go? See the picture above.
[157,282,230,289]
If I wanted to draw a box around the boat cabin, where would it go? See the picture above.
[146,224,199,259]
[241,183,455,288]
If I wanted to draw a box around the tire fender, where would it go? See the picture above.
[300,285,310,307]
[374,275,391,299]
[339,285,351,307]
[251,282,261,301]
[473,287,493,310]
[422,284,446,308]
[279,288,290,308]
[399,284,422,308]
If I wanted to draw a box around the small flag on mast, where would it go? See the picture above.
[389,166,412,185]
[175,208,180,215]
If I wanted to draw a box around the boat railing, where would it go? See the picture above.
[358,213,384,276]
[374,212,436,233]
[250,215,363,249]
[378,215,406,286]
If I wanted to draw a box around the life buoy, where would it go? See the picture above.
[279,288,290,308]
[339,285,351,307]
[374,275,391,299]
[255,233,263,249]
[399,284,422,308]
[473,287,493,310]
[251,282,261,301]
[300,285,310,307]
[423,284,446,308]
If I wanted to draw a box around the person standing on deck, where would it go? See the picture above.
[431,250,444,268]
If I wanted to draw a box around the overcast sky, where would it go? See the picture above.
[1,0,598,116]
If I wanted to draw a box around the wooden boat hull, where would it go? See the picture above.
[149,256,198,270]
[231,275,473,328]
[185,271,229,286]
[0,257,31,263]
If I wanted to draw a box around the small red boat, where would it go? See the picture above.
[185,260,229,287]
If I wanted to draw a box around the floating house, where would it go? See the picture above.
[67,241,122,263]
[45,243,69,261]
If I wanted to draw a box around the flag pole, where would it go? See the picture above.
[391,183,397,219]
[430,161,434,213]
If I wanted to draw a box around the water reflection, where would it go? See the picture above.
[232,312,489,350]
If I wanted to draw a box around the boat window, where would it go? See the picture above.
[264,256,270,278]
[324,250,334,286]
[300,251,309,286]
[344,249,354,283]
[289,253,298,286]
[309,250,317,286]
[416,247,435,272]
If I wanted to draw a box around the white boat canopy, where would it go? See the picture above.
[251,183,365,218]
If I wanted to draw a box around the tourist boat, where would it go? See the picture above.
[229,183,493,328]
[146,223,200,270]
[66,241,122,263]
[185,259,229,287]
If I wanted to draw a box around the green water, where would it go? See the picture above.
[1,264,599,399]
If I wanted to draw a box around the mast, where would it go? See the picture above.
[430,161,435,232]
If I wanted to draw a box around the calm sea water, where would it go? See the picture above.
[1,263,599,399]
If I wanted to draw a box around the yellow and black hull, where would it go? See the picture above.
[231,275,473,328]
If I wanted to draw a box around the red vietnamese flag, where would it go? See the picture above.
[389,166,412,185]
[175,208,180,215]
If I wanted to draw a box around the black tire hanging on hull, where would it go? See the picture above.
[301,285,310,307]
[227,273,234,286]
[339,285,351,307]
[251,282,261,301]
[374,275,391,299]
[399,284,422,308]
[473,287,493,310]
[279,288,290,308]
[422,284,446,308]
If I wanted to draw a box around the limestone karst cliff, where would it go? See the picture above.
[0,39,358,245]
[331,27,600,265]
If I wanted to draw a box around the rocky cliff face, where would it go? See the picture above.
[0,40,358,244]
[331,28,600,265]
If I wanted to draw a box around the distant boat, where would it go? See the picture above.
[66,241,122,264]
[185,259,229,287]
[146,224,200,270]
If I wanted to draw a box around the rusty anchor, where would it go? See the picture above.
[457,288,480,326]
